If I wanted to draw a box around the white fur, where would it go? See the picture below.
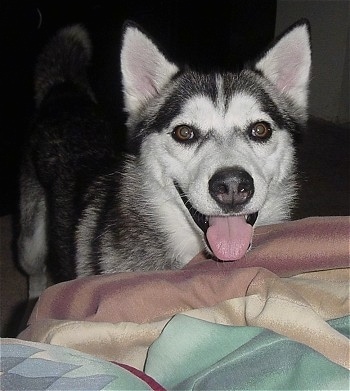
[76,205,99,276]
[141,174,204,266]
[20,219,47,273]
[18,185,48,298]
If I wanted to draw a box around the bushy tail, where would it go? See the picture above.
[34,24,93,107]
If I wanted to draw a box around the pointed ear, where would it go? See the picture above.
[255,20,311,109]
[120,23,179,115]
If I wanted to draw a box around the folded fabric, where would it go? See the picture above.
[145,314,350,390]
[18,267,349,370]
[23,216,349,325]
[18,217,350,373]
[0,338,164,390]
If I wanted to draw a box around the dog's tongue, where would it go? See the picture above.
[206,216,253,261]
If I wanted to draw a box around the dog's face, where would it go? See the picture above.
[121,21,311,261]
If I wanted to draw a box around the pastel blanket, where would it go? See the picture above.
[9,216,350,389]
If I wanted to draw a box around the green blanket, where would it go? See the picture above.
[145,315,350,390]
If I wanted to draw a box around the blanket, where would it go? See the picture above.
[3,216,350,389]
[2,317,349,390]
[0,338,164,390]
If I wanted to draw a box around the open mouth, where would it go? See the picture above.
[174,183,258,261]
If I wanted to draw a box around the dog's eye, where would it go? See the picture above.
[250,122,272,141]
[172,125,196,143]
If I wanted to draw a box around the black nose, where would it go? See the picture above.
[209,167,254,210]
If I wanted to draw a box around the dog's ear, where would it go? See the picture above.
[121,22,179,115]
[254,20,311,110]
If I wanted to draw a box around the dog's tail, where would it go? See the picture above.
[34,25,94,107]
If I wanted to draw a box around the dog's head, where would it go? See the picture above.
[120,20,311,261]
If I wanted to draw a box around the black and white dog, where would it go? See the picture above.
[18,20,311,297]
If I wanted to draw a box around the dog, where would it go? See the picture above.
[18,20,311,297]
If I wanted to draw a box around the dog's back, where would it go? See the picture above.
[18,26,118,290]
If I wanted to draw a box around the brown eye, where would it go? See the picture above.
[250,122,272,141]
[172,125,195,143]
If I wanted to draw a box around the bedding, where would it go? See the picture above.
[1,317,349,390]
[1,338,164,390]
[1,216,349,389]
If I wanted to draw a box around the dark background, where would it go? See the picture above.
[1,0,277,216]
[0,0,349,219]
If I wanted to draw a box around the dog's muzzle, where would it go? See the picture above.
[174,181,258,232]
[174,174,258,261]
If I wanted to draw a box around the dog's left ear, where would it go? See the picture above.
[255,19,311,110]
[121,22,179,115]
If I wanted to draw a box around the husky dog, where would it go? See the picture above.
[18,20,311,297]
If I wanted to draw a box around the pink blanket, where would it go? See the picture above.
[19,216,350,369]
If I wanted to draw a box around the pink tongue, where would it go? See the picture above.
[206,216,253,261]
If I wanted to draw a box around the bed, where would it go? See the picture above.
[1,216,349,390]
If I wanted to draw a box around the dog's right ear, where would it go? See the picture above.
[121,22,179,115]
